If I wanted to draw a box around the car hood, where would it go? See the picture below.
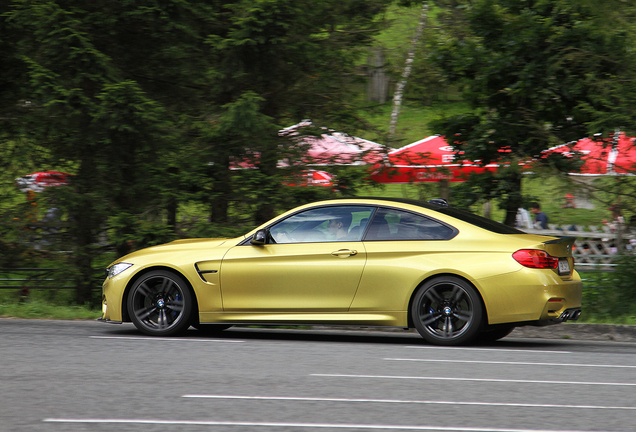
[108,237,238,267]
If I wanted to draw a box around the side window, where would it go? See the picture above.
[364,208,455,241]
[269,206,374,244]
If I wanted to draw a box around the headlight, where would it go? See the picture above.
[106,263,133,279]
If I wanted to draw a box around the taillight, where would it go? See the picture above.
[512,249,559,269]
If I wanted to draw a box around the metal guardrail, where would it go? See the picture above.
[0,268,75,290]
[523,226,632,272]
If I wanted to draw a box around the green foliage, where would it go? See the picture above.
[2,0,399,302]
[109,212,176,255]
[580,261,636,323]
[426,0,636,224]
[2,0,636,324]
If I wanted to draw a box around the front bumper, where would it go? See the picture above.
[96,317,122,324]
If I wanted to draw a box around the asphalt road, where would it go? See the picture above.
[2,319,636,432]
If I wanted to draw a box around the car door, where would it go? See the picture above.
[219,205,375,312]
[350,206,458,312]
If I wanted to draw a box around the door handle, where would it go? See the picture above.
[331,249,357,258]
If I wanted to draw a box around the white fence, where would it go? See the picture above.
[523,224,633,271]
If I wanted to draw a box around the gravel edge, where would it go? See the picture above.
[510,323,636,343]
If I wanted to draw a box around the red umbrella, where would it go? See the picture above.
[283,169,334,187]
[544,133,636,177]
[15,171,71,192]
[370,135,499,183]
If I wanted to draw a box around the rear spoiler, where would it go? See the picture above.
[542,236,576,245]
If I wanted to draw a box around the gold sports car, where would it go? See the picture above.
[101,197,582,345]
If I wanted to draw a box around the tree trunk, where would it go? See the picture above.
[209,155,231,224]
[439,179,450,202]
[70,195,100,305]
[253,147,278,225]
[368,47,389,103]
[503,171,523,227]
[389,1,429,139]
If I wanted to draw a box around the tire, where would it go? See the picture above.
[475,325,515,343]
[192,323,233,334]
[411,276,483,346]
[128,270,194,336]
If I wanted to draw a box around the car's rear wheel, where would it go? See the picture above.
[128,270,193,336]
[411,276,483,345]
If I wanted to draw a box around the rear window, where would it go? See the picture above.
[432,207,525,234]
[364,207,456,241]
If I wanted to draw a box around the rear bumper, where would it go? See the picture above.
[481,269,583,325]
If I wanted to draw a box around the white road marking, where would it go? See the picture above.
[405,346,572,354]
[311,374,636,387]
[385,358,636,369]
[41,418,622,432]
[89,336,243,342]
[181,394,636,410]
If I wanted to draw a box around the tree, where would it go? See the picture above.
[428,0,636,224]
[1,0,398,302]
[198,0,395,223]
[3,1,176,303]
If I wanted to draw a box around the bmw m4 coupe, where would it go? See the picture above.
[101,197,582,345]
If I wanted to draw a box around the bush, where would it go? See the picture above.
[579,255,636,323]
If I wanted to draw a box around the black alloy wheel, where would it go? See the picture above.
[411,276,483,345]
[128,270,194,336]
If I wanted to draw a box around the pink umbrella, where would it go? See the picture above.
[231,122,385,170]
[278,121,385,167]
[370,135,499,183]
[15,171,71,192]
[544,133,636,177]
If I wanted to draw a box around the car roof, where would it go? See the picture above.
[329,196,440,210]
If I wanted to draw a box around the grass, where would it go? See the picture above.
[362,100,470,147]
[0,292,100,320]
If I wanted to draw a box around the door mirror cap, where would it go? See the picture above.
[251,229,268,245]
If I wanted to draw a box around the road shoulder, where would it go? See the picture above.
[511,323,636,342]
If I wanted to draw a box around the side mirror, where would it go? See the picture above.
[251,229,268,245]
[428,198,449,207]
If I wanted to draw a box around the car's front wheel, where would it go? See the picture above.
[128,270,193,336]
[411,276,483,346]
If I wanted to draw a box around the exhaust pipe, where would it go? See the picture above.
[558,308,582,322]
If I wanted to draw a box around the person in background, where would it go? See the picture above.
[602,204,625,253]
[530,202,548,229]
[602,204,625,233]
[562,193,576,208]
[515,207,532,229]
